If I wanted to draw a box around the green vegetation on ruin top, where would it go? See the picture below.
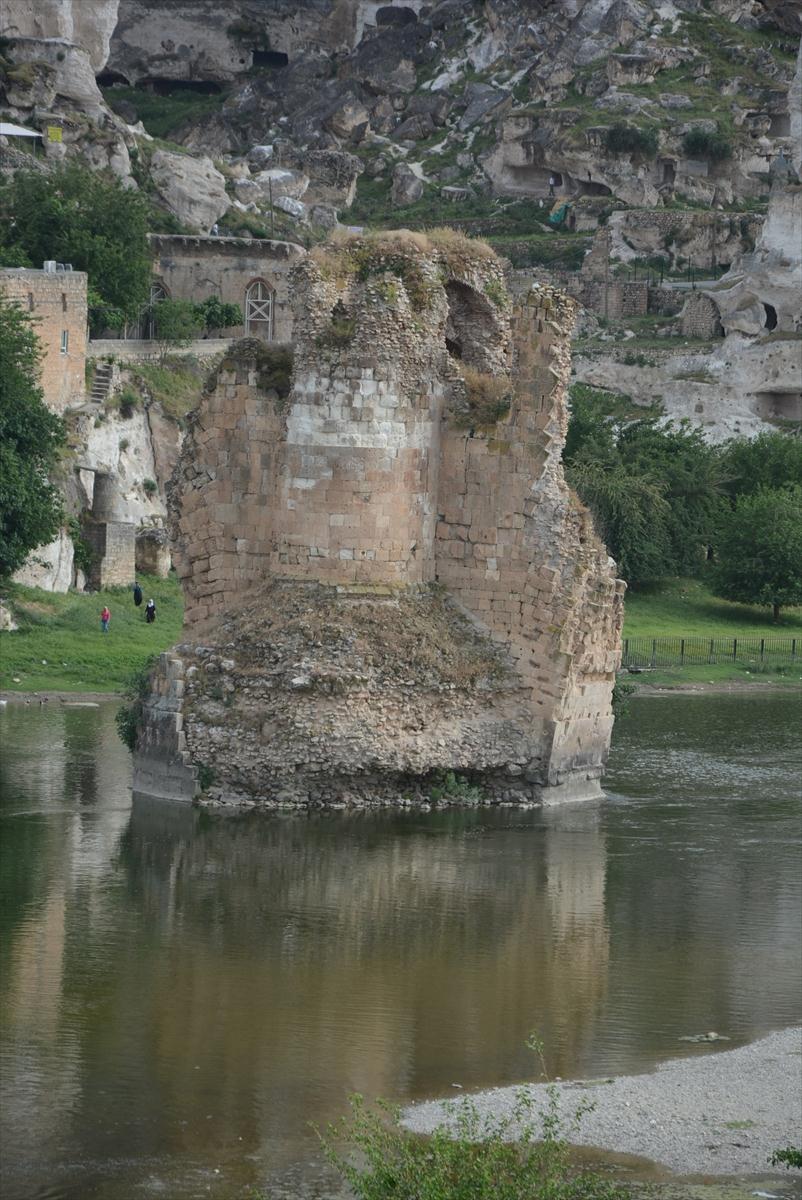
[128,358,207,424]
[0,576,184,693]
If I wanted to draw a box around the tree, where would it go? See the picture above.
[0,299,65,578]
[0,164,152,332]
[713,486,802,621]
[152,299,203,364]
[564,386,727,585]
[720,431,802,500]
[193,295,243,333]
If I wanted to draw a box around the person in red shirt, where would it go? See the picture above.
[100,605,111,633]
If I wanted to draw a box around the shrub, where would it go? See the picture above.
[612,679,636,716]
[111,386,140,419]
[682,127,732,161]
[452,366,513,429]
[197,763,216,791]
[153,298,203,363]
[193,295,243,332]
[770,1146,802,1169]
[604,123,658,158]
[428,770,484,804]
[66,517,94,576]
[142,477,158,496]
[115,656,156,751]
[319,1035,627,1200]
[254,344,294,400]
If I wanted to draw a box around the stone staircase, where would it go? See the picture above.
[90,362,113,404]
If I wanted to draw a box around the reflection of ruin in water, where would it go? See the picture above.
[1,695,801,1197]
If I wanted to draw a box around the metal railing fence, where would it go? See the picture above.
[621,635,799,669]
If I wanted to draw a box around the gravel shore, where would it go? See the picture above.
[403,1027,802,1177]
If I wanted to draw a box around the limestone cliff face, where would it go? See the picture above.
[134,233,624,808]
[0,0,120,71]
[107,0,351,84]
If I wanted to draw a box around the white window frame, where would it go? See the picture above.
[60,329,69,354]
[245,279,275,341]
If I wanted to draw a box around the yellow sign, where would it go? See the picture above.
[46,125,63,143]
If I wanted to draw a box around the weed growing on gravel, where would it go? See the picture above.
[318,1035,628,1200]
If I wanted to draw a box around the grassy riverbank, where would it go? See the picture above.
[0,576,183,693]
[623,578,802,639]
[1,576,800,694]
[622,579,802,688]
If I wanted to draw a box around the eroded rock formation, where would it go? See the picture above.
[134,233,624,808]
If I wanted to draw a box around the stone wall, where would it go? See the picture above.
[680,292,723,339]
[607,209,763,272]
[0,267,87,414]
[136,527,171,577]
[139,233,623,808]
[149,234,304,343]
[84,518,136,588]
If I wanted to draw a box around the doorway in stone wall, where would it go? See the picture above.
[130,280,169,340]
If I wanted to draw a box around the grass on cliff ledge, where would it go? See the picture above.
[0,575,183,693]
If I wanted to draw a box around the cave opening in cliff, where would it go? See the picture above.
[141,78,223,96]
[763,303,778,331]
[96,70,130,87]
[252,49,289,68]
[577,179,612,197]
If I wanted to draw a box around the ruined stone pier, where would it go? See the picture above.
[133,231,624,807]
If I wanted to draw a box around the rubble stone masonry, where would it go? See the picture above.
[135,233,624,808]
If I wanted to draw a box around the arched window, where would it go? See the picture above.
[245,279,275,340]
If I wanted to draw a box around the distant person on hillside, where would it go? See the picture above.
[549,174,556,197]
[145,599,156,625]
[100,605,111,634]
[133,581,143,607]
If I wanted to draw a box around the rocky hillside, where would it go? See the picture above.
[2,1,799,246]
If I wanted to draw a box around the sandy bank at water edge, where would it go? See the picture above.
[403,1027,802,1177]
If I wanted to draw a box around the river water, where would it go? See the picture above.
[1,692,800,1199]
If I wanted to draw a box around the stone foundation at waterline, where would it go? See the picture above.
[134,234,624,808]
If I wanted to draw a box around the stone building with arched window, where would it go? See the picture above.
[147,234,304,343]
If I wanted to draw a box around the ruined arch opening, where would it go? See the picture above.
[252,49,289,68]
[763,302,778,331]
[444,280,499,372]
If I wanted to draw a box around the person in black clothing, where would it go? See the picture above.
[133,581,143,607]
[145,598,156,624]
